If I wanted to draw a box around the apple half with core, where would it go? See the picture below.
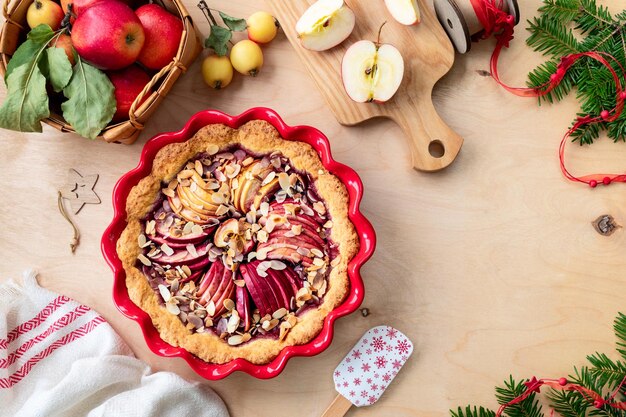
[341,37,404,103]
[295,0,355,51]
[384,0,421,25]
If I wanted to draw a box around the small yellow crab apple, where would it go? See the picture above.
[202,55,234,89]
[247,11,278,44]
[230,40,264,76]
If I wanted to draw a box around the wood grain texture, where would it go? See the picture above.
[269,0,464,172]
[1,1,626,416]
[321,394,353,417]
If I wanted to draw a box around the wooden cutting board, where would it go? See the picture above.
[268,0,463,172]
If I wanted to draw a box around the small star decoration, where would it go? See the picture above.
[60,169,101,214]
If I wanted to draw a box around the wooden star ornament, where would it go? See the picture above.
[60,169,101,214]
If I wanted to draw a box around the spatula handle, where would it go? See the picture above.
[321,394,353,417]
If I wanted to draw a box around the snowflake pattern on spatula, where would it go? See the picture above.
[333,326,413,407]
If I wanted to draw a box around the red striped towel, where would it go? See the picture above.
[0,271,229,417]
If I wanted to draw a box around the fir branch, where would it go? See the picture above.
[527,59,577,103]
[526,0,626,142]
[546,388,588,417]
[537,0,581,24]
[495,377,543,417]
[614,312,626,360]
[526,15,580,58]
[451,406,497,417]
[577,0,614,34]
[587,352,626,388]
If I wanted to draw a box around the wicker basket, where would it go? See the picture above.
[0,0,202,144]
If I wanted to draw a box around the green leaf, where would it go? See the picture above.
[204,25,232,56]
[41,47,73,92]
[0,62,49,132]
[27,24,55,42]
[61,58,115,140]
[5,24,54,81]
[219,11,247,31]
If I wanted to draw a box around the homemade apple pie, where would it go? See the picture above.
[117,120,359,364]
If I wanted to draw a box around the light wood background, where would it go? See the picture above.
[2,1,626,416]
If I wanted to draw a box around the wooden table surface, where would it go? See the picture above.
[2,1,626,416]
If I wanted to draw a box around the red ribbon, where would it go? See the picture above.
[468,0,626,187]
[496,375,626,417]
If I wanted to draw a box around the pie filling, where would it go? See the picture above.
[135,146,340,346]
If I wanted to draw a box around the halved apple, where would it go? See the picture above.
[341,39,404,103]
[384,0,421,25]
[295,0,355,51]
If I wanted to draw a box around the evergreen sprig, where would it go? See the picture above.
[526,0,626,144]
[450,313,626,417]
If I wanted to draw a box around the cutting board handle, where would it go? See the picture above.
[394,95,463,172]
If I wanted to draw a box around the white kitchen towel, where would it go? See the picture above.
[0,270,230,417]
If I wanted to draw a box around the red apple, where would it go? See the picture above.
[107,65,151,122]
[71,0,145,70]
[49,33,75,66]
[61,0,132,19]
[135,4,183,70]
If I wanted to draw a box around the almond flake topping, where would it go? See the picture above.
[262,171,276,185]
[228,335,244,346]
[216,204,229,216]
[145,220,156,235]
[270,260,287,270]
[137,254,152,266]
[257,230,268,243]
[207,300,216,317]
[158,284,171,302]
[162,188,175,198]
[166,302,180,315]
[160,243,174,256]
[206,144,219,155]
[223,299,235,311]
[313,201,326,215]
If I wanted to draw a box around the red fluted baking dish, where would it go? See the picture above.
[101,108,376,379]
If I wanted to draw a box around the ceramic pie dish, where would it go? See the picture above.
[102,108,375,379]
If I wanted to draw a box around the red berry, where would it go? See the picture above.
[558,377,567,386]
[589,180,598,188]
[603,176,611,185]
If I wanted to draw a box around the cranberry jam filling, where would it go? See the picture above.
[135,147,340,345]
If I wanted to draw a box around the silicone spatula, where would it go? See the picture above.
[321,326,413,416]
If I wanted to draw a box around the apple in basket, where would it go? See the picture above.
[135,4,184,70]
[107,65,151,122]
[71,0,145,70]
[60,0,133,21]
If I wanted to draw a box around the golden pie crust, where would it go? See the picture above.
[117,120,359,364]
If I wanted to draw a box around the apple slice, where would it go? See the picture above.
[341,39,404,103]
[156,244,208,266]
[240,264,270,316]
[236,285,252,332]
[283,267,303,295]
[197,263,220,296]
[384,0,421,25]
[264,246,314,267]
[296,0,355,51]
[267,269,294,309]
[186,256,211,272]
